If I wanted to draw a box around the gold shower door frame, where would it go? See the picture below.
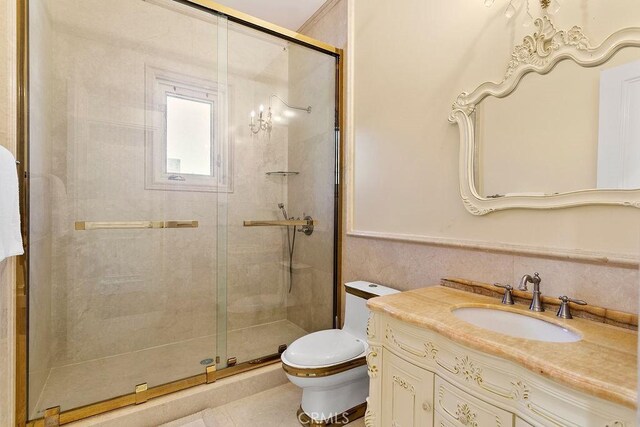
[14,0,345,425]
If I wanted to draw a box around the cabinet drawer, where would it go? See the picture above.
[435,376,514,427]
[434,411,457,427]
[515,417,534,427]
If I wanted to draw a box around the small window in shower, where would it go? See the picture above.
[166,94,213,176]
[145,66,232,192]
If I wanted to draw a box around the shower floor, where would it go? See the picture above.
[30,320,307,419]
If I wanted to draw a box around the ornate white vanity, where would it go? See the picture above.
[364,285,636,427]
[362,10,640,427]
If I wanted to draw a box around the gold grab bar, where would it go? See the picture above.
[75,221,199,230]
[243,219,316,227]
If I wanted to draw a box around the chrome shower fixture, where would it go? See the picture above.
[278,203,288,220]
[277,202,314,293]
[270,94,312,115]
[249,95,312,137]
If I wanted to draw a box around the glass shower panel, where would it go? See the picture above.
[27,0,223,417]
[223,23,337,365]
[285,43,337,334]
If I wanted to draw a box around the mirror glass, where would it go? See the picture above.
[475,46,640,198]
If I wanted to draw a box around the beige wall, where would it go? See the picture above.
[479,47,640,196]
[344,0,640,313]
[0,0,17,424]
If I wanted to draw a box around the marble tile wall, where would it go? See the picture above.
[285,43,338,332]
[343,236,639,314]
[225,26,291,339]
[29,0,291,380]
[27,0,54,406]
[38,0,222,370]
[291,0,347,332]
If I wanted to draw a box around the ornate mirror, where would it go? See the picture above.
[449,16,640,215]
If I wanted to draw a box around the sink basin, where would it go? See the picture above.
[452,307,581,343]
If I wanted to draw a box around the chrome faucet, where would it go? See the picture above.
[518,272,544,312]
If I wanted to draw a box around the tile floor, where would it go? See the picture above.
[160,383,366,427]
[31,320,307,419]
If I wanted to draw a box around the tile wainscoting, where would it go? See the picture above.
[343,234,639,314]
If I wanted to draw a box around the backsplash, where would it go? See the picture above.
[343,235,639,314]
[441,277,638,330]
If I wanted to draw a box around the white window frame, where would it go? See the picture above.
[145,66,233,192]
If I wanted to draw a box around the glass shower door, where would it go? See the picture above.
[25,0,340,419]
[27,0,225,418]
[219,22,338,367]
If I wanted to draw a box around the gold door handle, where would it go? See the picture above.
[75,221,199,230]
[243,219,316,227]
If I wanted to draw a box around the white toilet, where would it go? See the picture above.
[281,281,399,425]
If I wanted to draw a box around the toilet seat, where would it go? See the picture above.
[281,329,367,377]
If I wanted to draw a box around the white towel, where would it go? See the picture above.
[0,145,24,262]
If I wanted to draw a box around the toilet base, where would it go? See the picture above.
[296,402,367,426]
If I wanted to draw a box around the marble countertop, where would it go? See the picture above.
[367,286,638,408]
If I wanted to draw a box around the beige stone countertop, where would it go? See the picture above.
[367,286,638,409]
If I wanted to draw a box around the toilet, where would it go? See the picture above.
[281,281,399,425]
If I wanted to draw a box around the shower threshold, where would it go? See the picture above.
[30,320,306,420]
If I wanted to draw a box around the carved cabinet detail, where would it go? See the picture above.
[381,348,434,427]
[367,313,634,427]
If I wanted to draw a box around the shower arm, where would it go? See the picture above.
[270,94,312,114]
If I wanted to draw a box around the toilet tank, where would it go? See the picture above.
[343,281,399,340]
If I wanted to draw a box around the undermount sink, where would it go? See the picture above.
[452,307,581,343]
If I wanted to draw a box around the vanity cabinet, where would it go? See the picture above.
[381,348,434,426]
[365,312,635,427]
[435,375,513,426]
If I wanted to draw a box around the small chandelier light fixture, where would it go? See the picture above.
[249,104,271,135]
[249,95,312,137]
[484,0,560,23]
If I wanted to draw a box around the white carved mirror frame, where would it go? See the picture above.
[449,16,640,215]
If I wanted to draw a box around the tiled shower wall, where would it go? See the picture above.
[285,44,337,332]
[26,0,54,406]
[30,0,289,382]
[225,28,290,334]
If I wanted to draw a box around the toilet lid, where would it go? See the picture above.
[284,330,365,367]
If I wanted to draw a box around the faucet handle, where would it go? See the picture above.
[557,296,587,319]
[493,283,514,305]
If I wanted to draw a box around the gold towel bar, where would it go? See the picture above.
[75,221,199,230]
[243,219,317,227]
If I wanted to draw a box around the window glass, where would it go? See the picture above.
[166,94,213,176]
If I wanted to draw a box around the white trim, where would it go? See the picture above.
[297,0,342,33]
[346,0,355,234]
[145,65,233,193]
[347,230,639,268]
[449,16,640,215]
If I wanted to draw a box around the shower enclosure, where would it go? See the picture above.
[17,0,342,424]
